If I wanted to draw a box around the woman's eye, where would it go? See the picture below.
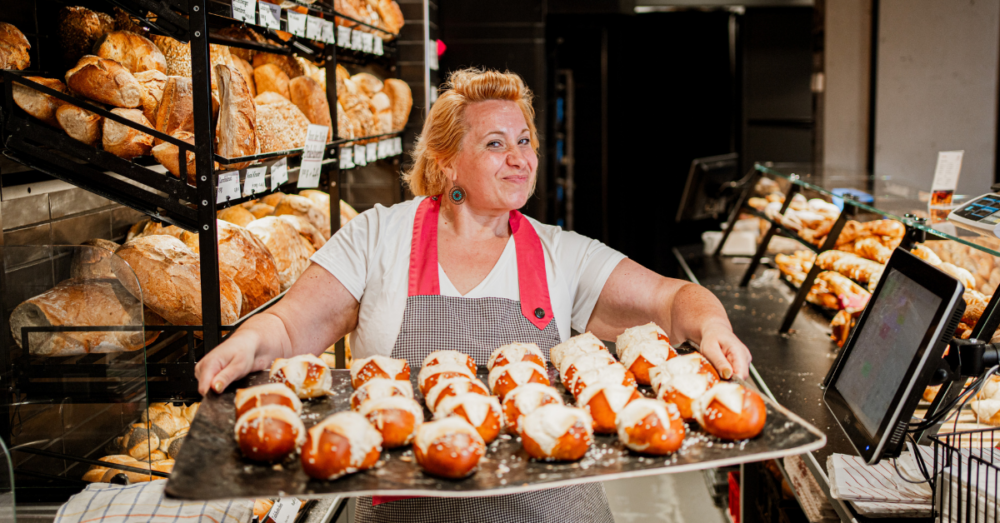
[487,141,502,148]
[518,138,530,145]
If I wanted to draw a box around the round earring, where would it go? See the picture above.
[449,185,466,205]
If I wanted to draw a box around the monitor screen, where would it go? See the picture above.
[833,268,943,434]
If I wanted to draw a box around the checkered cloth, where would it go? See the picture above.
[55,482,253,523]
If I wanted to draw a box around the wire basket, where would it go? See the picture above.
[931,427,1000,522]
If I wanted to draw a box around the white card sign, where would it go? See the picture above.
[393,137,403,155]
[351,30,364,50]
[366,142,378,162]
[243,166,267,197]
[305,15,323,41]
[298,124,328,188]
[321,20,335,44]
[339,145,355,169]
[286,11,307,38]
[337,26,353,48]
[354,144,367,166]
[231,0,256,23]
[258,2,281,30]
[361,33,374,53]
[270,158,288,189]
[377,139,389,159]
[932,150,964,191]
[217,172,241,204]
[373,37,384,56]
[264,498,302,523]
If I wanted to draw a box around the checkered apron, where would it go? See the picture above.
[355,197,613,523]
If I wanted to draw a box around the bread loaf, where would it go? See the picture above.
[0,22,30,70]
[83,455,148,483]
[249,203,275,218]
[182,221,281,315]
[335,64,350,94]
[154,76,193,145]
[299,190,331,218]
[13,78,68,127]
[254,63,290,99]
[247,217,314,290]
[56,103,103,145]
[113,235,242,327]
[351,73,383,96]
[218,206,256,227]
[95,31,167,74]
[71,239,121,279]
[134,70,168,124]
[273,194,330,239]
[277,214,326,250]
[151,36,190,77]
[261,192,286,207]
[252,53,304,79]
[375,0,404,34]
[289,76,332,140]
[255,97,310,153]
[67,57,143,108]
[151,131,197,183]
[9,278,156,357]
[215,64,259,169]
[215,26,268,63]
[59,6,114,68]
[382,79,412,132]
[255,91,287,105]
[336,102,354,140]
[126,219,186,242]
[233,56,256,97]
[103,108,153,159]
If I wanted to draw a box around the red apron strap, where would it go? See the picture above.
[372,495,415,506]
[510,210,554,331]
[408,196,441,297]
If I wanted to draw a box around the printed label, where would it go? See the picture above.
[243,166,267,197]
[217,172,241,204]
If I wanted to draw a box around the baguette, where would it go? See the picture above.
[56,103,103,145]
[247,217,315,290]
[95,31,167,74]
[58,6,114,68]
[66,57,143,108]
[254,63,290,99]
[13,77,69,127]
[382,78,412,132]
[215,64,259,170]
[0,22,30,70]
[103,108,154,159]
[289,76,332,140]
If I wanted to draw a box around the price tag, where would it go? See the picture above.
[351,30,364,51]
[286,11,307,38]
[298,124,328,189]
[339,145,355,169]
[377,139,389,159]
[243,166,267,197]
[306,15,323,41]
[427,39,439,70]
[321,20,336,44]
[217,172,241,204]
[231,0,256,23]
[354,144,367,167]
[373,37,384,56]
[393,137,403,155]
[258,2,282,30]
[264,498,302,523]
[337,26,353,48]
[366,142,378,162]
[270,158,288,189]
[361,33,374,53]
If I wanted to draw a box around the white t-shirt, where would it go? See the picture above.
[310,197,627,359]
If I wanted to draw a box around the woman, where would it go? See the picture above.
[196,68,751,523]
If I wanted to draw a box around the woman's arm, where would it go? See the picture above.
[194,263,360,395]
[586,259,751,379]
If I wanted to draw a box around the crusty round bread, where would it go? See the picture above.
[350,72,383,96]
[70,238,120,279]
[692,383,767,440]
[248,203,275,219]
[58,6,114,68]
[0,22,30,70]
[154,76,193,146]
[298,190,332,220]
[272,194,330,239]
[103,108,153,159]
[254,63,290,99]
[218,206,256,228]
[151,35,190,77]
[56,103,102,145]
[252,52,304,80]
[276,215,325,251]
[95,31,166,74]
[134,70,167,124]
[382,78,412,132]
[232,56,256,97]
[255,96,310,153]
[246,216,314,291]
[152,131,199,184]
[289,76,332,141]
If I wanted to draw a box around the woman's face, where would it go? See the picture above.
[445,100,537,212]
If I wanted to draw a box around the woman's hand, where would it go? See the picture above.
[195,328,267,395]
[696,323,751,380]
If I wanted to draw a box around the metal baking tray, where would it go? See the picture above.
[166,367,826,500]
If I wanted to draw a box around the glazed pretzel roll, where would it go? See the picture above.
[358,396,424,448]
[350,378,414,411]
[559,351,616,385]
[576,382,643,434]
[425,377,489,413]
[414,417,486,479]
[269,354,333,399]
[434,393,504,444]
[618,339,677,386]
[616,399,685,455]
[234,405,306,462]
[519,404,593,461]
[487,342,545,370]
[300,411,383,480]
[615,322,670,353]
[417,363,475,396]
[501,383,564,434]
[569,364,637,398]
[488,361,550,400]
[691,383,767,440]
[655,372,717,420]
[422,350,477,374]
[550,332,608,371]
[350,355,410,389]
[651,353,720,388]
[235,383,303,418]
[971,399,1000,426]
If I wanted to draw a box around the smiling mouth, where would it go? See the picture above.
[503,175,529,184]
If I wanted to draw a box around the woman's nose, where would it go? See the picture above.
[507,148,527,169]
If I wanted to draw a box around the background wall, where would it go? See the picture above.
[822,0,871,176]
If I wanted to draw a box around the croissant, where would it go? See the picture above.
[852,237,893,264]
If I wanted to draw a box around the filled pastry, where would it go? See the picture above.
[300,411,383,480]
[425,377,489,413]
[358,396,423,448]
[501,383,564,434]
[434,393,504,443]
[234,405,306,462]
[691,383,767,440]
[350,378,414,411]
[422,350,477,374]
[488,361,550,399]
[487,342,546,370]
[235,383,303,418]
[270,354,332,398]
[350,355,410,389]
[550,332,608,371]
[615,399,685,455]
[519,404,593,461]
[413,417,485,479]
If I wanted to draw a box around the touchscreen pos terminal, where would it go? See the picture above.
[823,248,965,465]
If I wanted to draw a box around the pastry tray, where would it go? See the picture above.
[165,367,826,500]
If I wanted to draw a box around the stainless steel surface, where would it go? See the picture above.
[50,211,113,246]
[47,189,112,221]
[1,195,49,231]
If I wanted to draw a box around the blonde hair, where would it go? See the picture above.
[403,68,539,196]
